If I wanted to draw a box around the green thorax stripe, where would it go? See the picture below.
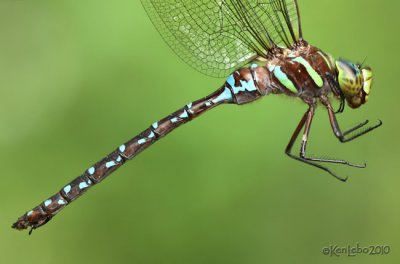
[273,66,298,93]
[317,51,335,71]
[292,56,324,88]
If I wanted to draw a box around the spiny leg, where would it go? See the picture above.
[342,120,370,136]
[298,104,366,168]
[321,96,383,143]
[285,105,348,182]
[339,119,382,142]
[325,73,345,114]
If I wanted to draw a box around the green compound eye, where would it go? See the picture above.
[336,60,363,96]
[336,60,373,108]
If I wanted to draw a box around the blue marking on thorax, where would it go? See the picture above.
[268,64,276,72]
[274,66,298,93]
[251,63,258,69]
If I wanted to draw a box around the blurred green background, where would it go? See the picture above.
[1,0,398,263]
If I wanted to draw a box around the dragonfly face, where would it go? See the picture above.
[336,60,373,108]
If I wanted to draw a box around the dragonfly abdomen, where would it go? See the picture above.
[13,78,268,233]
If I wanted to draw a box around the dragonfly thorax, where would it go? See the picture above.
[336,60,373,108]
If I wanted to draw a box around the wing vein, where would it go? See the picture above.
[141,0,302,77]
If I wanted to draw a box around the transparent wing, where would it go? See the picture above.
[141,0,301,78]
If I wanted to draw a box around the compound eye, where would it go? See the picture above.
[336,60,363,96]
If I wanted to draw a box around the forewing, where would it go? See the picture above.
[254,0,301,47]
[141,0,301,78]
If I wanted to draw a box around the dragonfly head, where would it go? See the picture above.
[335,60,373,108]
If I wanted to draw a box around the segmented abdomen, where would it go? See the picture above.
[13,69,270,233]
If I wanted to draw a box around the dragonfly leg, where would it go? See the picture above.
[285,104,348,181]
[298,108,366,168]
[325,73,345,114]
[321,96,383,143]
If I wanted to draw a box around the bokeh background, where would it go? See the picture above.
[1,0,399,263]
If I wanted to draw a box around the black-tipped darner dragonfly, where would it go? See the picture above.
[13,0,382,234]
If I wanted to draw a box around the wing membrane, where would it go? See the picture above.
[141,0,301,77]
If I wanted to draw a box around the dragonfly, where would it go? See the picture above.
[13,0,382,234]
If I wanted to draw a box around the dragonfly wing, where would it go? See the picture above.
[141,0,302,78]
